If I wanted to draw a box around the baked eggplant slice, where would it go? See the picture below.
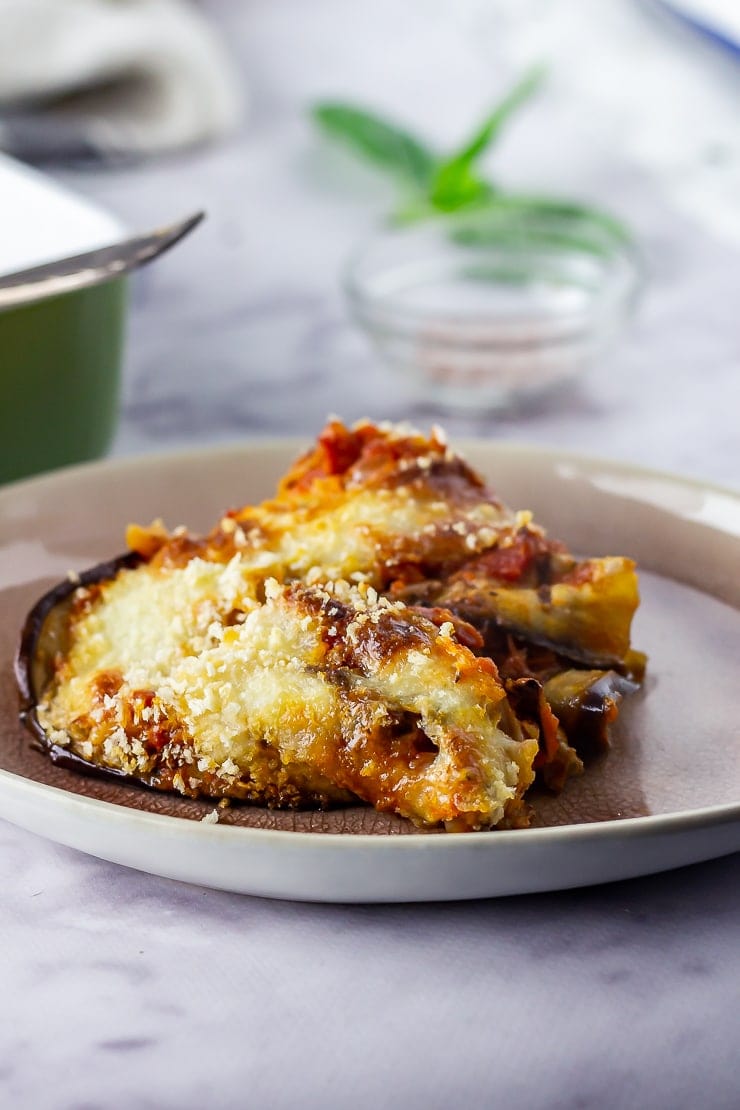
[434,557,642,672]
[16,553,141,785]
[542,669,640,759]
[17,559,538,830]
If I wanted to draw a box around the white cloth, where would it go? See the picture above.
[0,0,243,157]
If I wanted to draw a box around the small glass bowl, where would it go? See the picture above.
[343,210,642,412]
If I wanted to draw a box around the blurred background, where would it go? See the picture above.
[1,0,738,482]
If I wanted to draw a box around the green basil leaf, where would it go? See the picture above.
[448,195,633,257]
[453,224,615,259]
[312,103,438,188]
[430,174,495,213]
[430,66,545,209]
[481,194,632,245]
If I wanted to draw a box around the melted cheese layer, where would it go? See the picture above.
[40,568,537,829]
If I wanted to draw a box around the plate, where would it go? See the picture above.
[1,441,739,902]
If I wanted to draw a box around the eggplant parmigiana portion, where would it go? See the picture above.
[20,419,644,829]
[32,574,537,830]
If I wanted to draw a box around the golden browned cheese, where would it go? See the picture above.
[131,420,641,667]
[36,419,644,828]
[38,575,537,830]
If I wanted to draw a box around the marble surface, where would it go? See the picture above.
[56,0,740,484]
[2,1,739,1107]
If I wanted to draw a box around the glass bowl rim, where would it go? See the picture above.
[342,213,645,341]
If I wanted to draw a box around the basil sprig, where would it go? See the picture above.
[312,68,631,252]
[428,66,544,213]
[311,103,437,190]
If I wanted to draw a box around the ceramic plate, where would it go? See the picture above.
[1,441,739,902]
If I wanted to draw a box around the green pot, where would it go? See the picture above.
[0,153,129,486]
[0,277,128,484]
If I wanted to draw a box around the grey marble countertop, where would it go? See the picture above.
[2,2,739,1108]
[57,0,740,487]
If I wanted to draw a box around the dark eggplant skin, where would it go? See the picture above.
[543,669,639,759]
[15,551,141,783]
